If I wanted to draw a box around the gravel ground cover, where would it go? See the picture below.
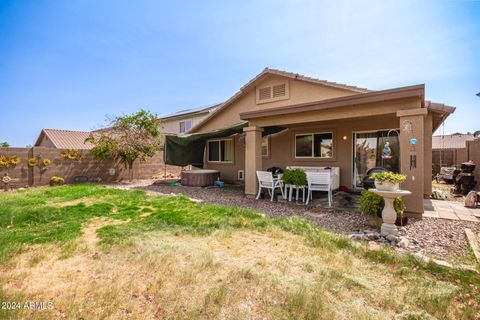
[140,182,368,233]
[108,180,480,261]
[399,217,480,260]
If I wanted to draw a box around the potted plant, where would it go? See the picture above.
[359,190,384,227]
[281,168,307,186]
[394,197,408,226]
[371,172,406,192]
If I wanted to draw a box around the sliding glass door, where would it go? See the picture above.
[353,130,400,188]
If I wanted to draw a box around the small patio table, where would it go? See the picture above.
[284,184,306,203]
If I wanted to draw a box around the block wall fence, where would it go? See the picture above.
[432,139,480,190]
[0,147,181,187]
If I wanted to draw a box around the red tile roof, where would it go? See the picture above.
[35,129,94,149]
[432,133,475,149]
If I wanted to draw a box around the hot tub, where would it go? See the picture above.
[181,169,220,187]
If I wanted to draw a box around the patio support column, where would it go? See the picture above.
[397,108,427,216]
[243,125,263,195]
[424,113,433,196]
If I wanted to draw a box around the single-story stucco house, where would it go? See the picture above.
[165,68,455,216]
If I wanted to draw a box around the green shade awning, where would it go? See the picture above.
[164,122,285,167]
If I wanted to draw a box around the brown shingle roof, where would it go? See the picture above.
[432,133,475,150]
[35,129,94,149]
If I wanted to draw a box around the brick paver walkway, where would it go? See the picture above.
[424,199,480,222]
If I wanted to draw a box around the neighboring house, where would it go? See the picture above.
[160,104,219,136]
[432,133,478,172]
[165,68,455,215]
[35,128,94,149]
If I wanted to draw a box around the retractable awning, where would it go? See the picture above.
[164,122,285,167]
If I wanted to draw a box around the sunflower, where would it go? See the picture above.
[42,158,52,166]
[0,155,8,167]
[28,157,39,167]
[75,152,84,160]
[60,150,69,159]
[67,152,77,160]
[9,155,21,165]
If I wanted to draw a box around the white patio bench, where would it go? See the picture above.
[287,166,339,190]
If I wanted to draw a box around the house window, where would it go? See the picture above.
[295,133,333,158]
[208,139,234,162]
[262,136,269,157]
[179,120,192,133]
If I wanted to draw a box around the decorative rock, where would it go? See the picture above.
[367,241,381,250]
[366,232,380,240]
[465,191,477,208]
[386,234,399,243]
[348,233,365,241]
[432,259,453,268]
[397,237,410,249]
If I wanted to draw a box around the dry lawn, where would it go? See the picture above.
[1,220,475,320]
[0,185,479,319]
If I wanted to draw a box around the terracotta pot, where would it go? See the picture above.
[395,216,408,226]
[374,180,399,192]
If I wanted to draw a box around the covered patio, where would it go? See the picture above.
[238,85,451,215]
[165,69,454,216]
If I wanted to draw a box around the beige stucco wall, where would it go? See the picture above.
[161,113,210,135]
[195,75,360,133]
[204,115,401,186]
[37,135,56,148]
[424,113,433,195]
[191,73,432,214]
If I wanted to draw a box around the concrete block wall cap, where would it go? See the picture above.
[396,108,428,117]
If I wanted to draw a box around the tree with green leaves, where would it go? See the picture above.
[86,109,161,182]
[0,142,9,147]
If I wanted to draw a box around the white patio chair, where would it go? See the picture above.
[256,171,285,201]
[305,172,332,207]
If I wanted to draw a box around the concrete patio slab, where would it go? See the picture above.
[437,211,460,220]
[424,199,480,222]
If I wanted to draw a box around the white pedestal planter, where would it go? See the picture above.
[374,180,399,192]
[370,189,411,236]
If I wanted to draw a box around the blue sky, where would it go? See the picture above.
[1,0,479,146]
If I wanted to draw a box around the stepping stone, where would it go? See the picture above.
[457,214,479,222]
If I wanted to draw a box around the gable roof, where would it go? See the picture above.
[240,84,426,120]
[190,68,371,132]
[432,133,475,150]
[160,103,220,121]
[35,129,94,149]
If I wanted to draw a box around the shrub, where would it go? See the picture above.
[49,176,65,186]
[359,191,384,217]
[370,172,406,184]
[394,197,406,217]
[281,168,307,186]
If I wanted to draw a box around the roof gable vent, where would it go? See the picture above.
[259,87,272,100]
[256,81,289,104]
[272,84,286,98]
